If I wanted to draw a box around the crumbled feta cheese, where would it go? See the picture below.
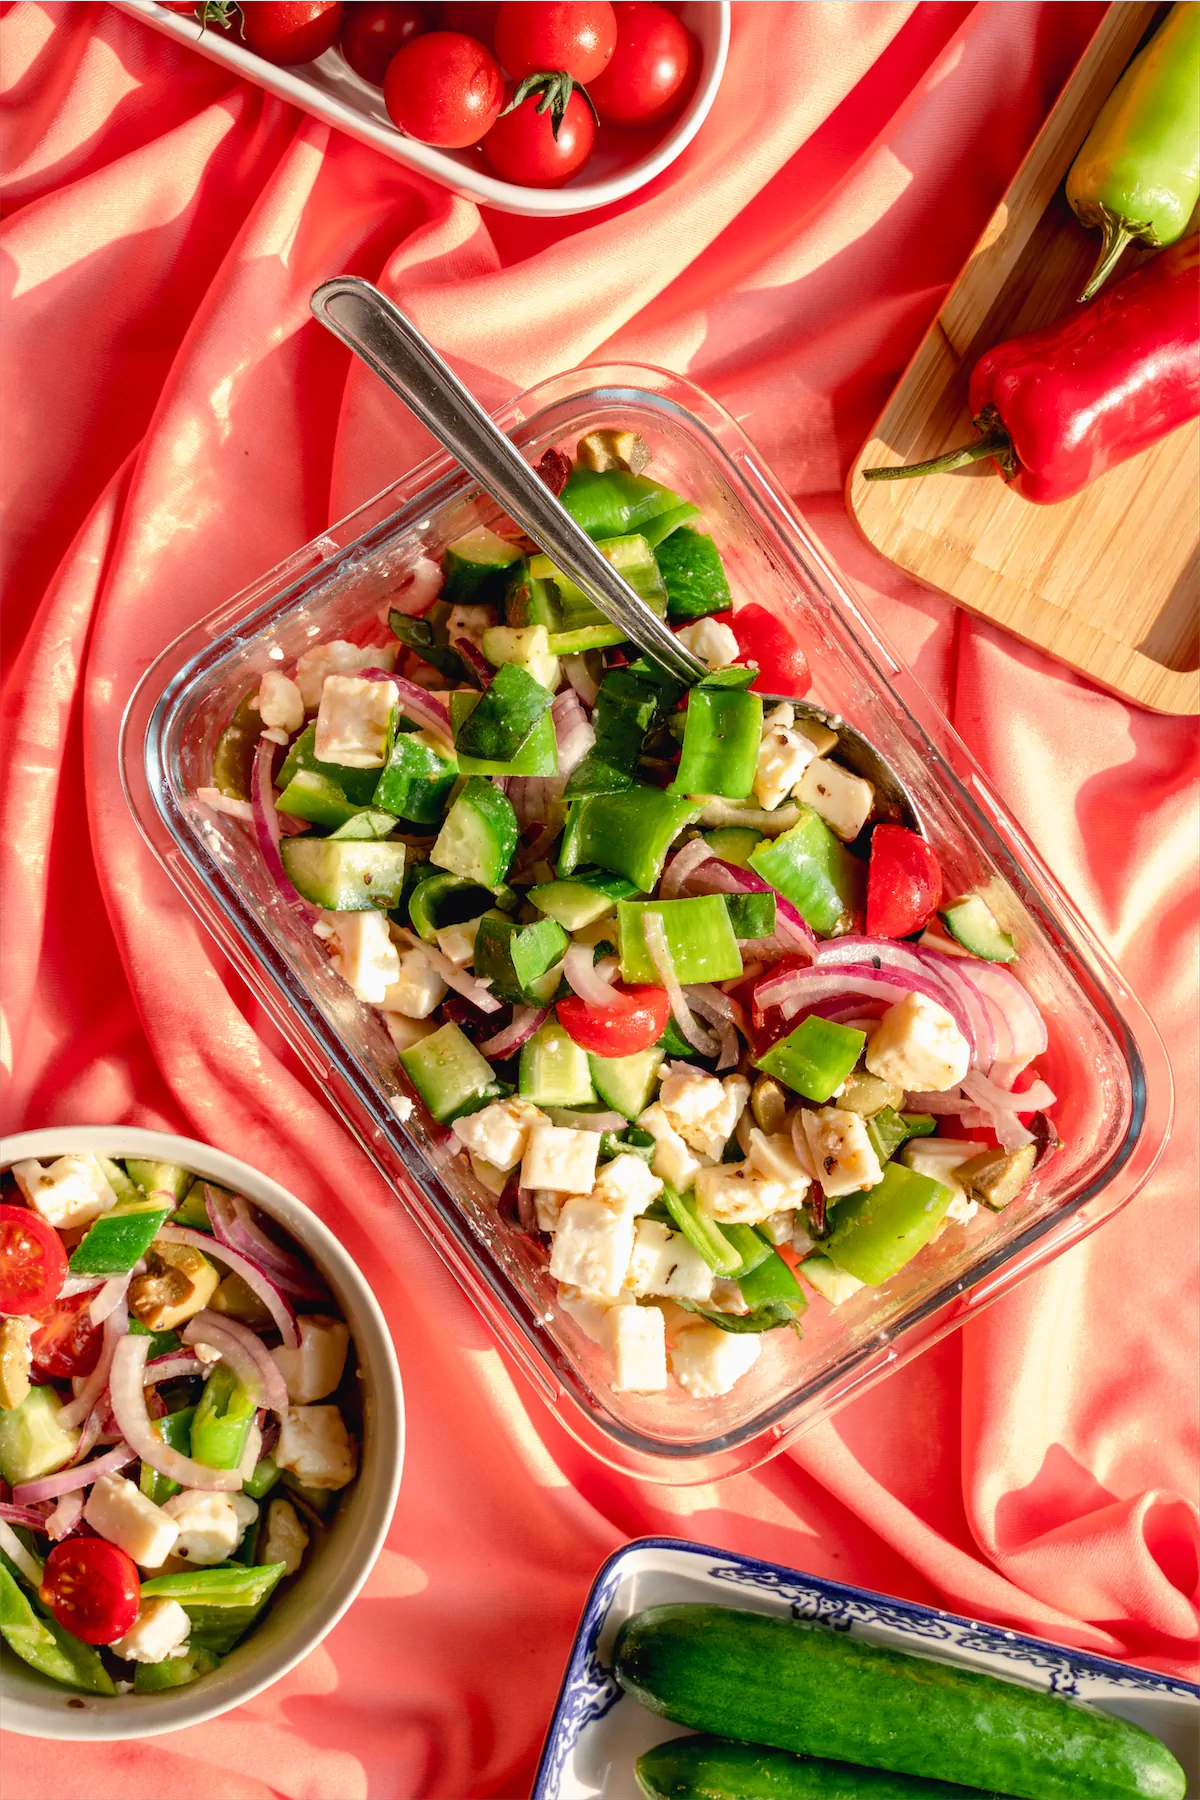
[385,1013,437,1053]
[328,910,401,1006]
[275,1405,358,1489]
[261,1497,309,1578]
[592,1153,663,1216]
[658,1067,750,1160]
[452,1097,547,1172]
[796,757,874,841]
[626,1220,714,1302]
[753,717,819,812]
[746,1127,812,1201]
[521,1124,599,1195]
[382,948,447,1019]
[669,1322,762,1398]
[557,1283,634,1343]
[257,670,305,737]
[110,1597,191,1663]
[800,1107,884,1198]
[604,1303,667,1392]
[533,1189,562,1231]
[294,640,396,711]
[272,1315,350,1405]
[637,1103,708,1191]
[314,675,394,769]
[445,604,494,650]
[865,990,971,1094]
[12,1155,118,1230]
[549,1197,635,1297]
[433,918,482,968]
[901,1138,987,1225]
[674,616,740,670]
[84,1475,179,1570]
[161,1490,257,1566]
[694,1163,791,1225]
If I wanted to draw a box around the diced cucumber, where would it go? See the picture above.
[723,892,776,939]
[373,729,457,824]
[588,1047,664,1119]
[69,1199,172,1276]
[703,826,763,868]
[519,1019,596,1107]
[440,525,522,604]
[453,661,555,764]
[940,894,1017,962]
[474,913,568,1005]
[503,560,563,631]
[407,871,503,941]
[532,534,668,634]
[277,723,381,807]
[655,526,733,620]
[275,769,363,830]
[171,1184,211,1232]
[399,1022,502,1122]
[559,465,688,540]
[617,896,743,986]
[749,806,865,937]
[0,1387,79,1486]
[528,871,640,930]
[559,789,701,893]
[800,1253,867,1305]
[328,809,400,841]
[280,838,406,911]
[755,1016,865,1104]
[449,695,559,776]
[639,501,701,549]
[480,624,560,692]
[431,777,519,888]
[126,1159,192,1200]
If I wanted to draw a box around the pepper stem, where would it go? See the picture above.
[862,422,1013,484]
[1077,213,1135,304]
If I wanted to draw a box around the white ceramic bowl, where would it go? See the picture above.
[0,1126,404,1740]
[112,0,730,217]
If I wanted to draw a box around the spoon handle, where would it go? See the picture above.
[310,276,706,688]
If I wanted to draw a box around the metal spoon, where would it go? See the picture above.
[310,276,921,828]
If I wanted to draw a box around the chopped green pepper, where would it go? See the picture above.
[243,1454,280,1500]
[140,1563,286,1655]
[755,1015,865,1104]
[448,694,558,777]
[749,806,865,936]
[655,526,733,620]
[373,728,457,823]
[669,688,762,800]
[823,1161,955,1285]
[617,896,743,985]
[661,1185,742,1276]
[69,1200,172,1277]
[140,1406,196,1505]
[190,1364,256,1472]
[388,609,470,683]
[452,661,555,765]
[473,913,569,1005]
[134,1645,221,1692]
[559,788,701,893]
[0,1565,116,1694]
[559,466,688,540]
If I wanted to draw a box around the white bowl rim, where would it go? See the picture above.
[0,1125,404,1741]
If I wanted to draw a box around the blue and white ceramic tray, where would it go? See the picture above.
[534,1537,1200,1800]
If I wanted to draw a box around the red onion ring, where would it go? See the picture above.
[156,1225,298,1348]
[46,1489,85,1541]
[562,653,599,707]
[183,1312,289,1417]
[806,945,978,1057]
[551,688,594,777]
[478,1006,550,1059]
[0,1502,52,1534]
[109,1335,243,1492]
[58,1299,128,1430]
[685,985,747,1070]
[13,1441,138,1506]
[203,1186,325,1299]
[0,1519,44,1583]
[967,963,1048,1073]
[252,738,320,925]
[452,637,495,690]
[143,1353,206,1385]
[361,670,453,746]
[563,942,620,1008]
[963,1069,1055,1113]
[661,838,714,901]
[643,913,718,1056]
[88,1273,132,1328]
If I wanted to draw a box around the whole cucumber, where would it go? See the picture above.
[635,1735,1010,1800]
[613,1606,1186,1800]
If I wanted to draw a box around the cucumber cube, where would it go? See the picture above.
[399,1022,502,1123]
[431,778,519,888]
[440,525,522,604]
[373,729,457,824]
[474,914,569,1005]
[519,1020,596,1108]
[279,839,406,912]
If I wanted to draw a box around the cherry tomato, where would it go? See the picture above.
[865,824,942,940]
[588,1,696,125]
[557,985,669,1057]
[494,1,616,83]
[384,30,505,145]
[434,0,500,39]
[726,603,811,698]
[234,2,344,64]
[340,0,429,83]
[29,1289,102,1383]
[484,83,595,185]
[0,1205,67,1318]
[40,1540,140,1647]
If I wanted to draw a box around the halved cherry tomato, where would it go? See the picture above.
[0,1204,67,1319]
[493,1,616,83]
[29,1289,102,1382]
[726,603,811,697]
[484,83,595,186]
[588,1,696,126]
[865,824,942,939]
[557,985,669,1057]
[340,0,429,83]
[238,2,345,64]
[384,30,505,145]
[40,1540,140,1647]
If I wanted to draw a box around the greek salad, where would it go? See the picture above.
[0,1154,357,1696]
[203,426,1058,1406]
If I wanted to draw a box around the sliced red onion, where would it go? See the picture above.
[453,637,495,690]
[0,1519,44,1583]
[46,1489,85,1541]
[13,1442,137,1506]
[551,688,594,777]
[196,787,255,823]
[906,1089,980,1116]
[143,1354,206,1385]
[387,554,442,617]
[109,1335,242,1492]
[810,941,978,1056]
[478,1006,550,1059]
[252,738,320,925]
[89,1273,131,1328]
[0,1503,52,1535]
[684,858,817,957]
[960,1070,1040,1151]
[661,837,714,900]
[685,984,747,1070]
[562,653,599,707]
[363,671,454,746]
[156,1225,298,1348]
[755,963,949,1023]
[183,1313,288,1416]
[962,1069,1055,1113]
[967,962,1048,1072]
[58,1299,128,1430]
[563,942,620,1008]
[643,913,718,1056]
[204,1186,324,1299]
[57,1275,104,1300]
[392,927,502,1014]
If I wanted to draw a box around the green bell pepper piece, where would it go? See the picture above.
[69,1200,172,1277]
[140,1563,286,1656]
[737,1243,806,1311]
[0,1565,116,1695]
[723,892,776,939]
[559,788,701,893]
[406,870,501,940]
[473,913,569,1005]
[617,896,743,986]
[141,1406,196,1506]
[129,1319,183,1357]
[669,688,762,799]
[133,1644,221,1692]
[661,1185,742,1276]
[559,466,688,540]
[373,727,457,824]
[275,769,366,831]
[566,664,683,797]
[865,1104,911,1167]
[452,661,555,764]
[824,1161,955,1285]
[755,1015,865,1104]
[749,805,865,936]
[190,1364,256,1472]
[276,723,381,807]
[640,500,701,549]
[448,694,558,777]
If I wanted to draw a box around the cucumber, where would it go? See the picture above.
[749,808,865,938]
[614,1605,1187,1800]
[635,1735,1010,1799]
[723,892,776,939]
[480,624,560,692]
[276,769,364,831]
[68,1199,172,1276]
[528,872,640,930]
[373,729,457,824]
[328,808,400,841]
[559,465,688,540]
[473,913,568,1005]
[800,1253,865,1306]
[277,723,381,808]
[125,1158,192,1200]
[280,838,406,911]
[0,1387,79,1486]
[503,561,563,631]
[588,1046,664,1119]
[939,895,1016,963]
[431,777,519,887]
[449,695,559,777]
[440,525,522,603]
[399,1022,503,1123]
[640,500,701,549]
[655,526,733,621]
[519,1020,596,1108]
[453,661,555,765]
[703,826,763,868]
[97,1156,142,1205]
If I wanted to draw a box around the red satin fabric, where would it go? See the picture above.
[2,4,1196,1796]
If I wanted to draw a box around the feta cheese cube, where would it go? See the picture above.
[746,1127,812,1201]
[801,1107,884,1198]
[452,1097,546,1172]
[637,1103,708,1192]
[521,1125,599,1195]
[557,1283,634,1343]
[84,1475,179,1570]
[445,604,494,649]
[110,1597,191,1663]
[433,918,482,968]
[694,1163,791,1225]
[549,1197,635,1298]
[626,1220,715,1302]
[901,1138,987,1225]
[385,1012,438,1053]
[314,675,394,769]
[12,1155,118,1230]
[382,948,447,1019]
[533,1189,562,1231]
[865,990,971,1094]
[753,718,819,812]
[272,1315,350,1405]
[592,1153,663,1216]
[261,1496,309,1578]
[257,670,305,737]
[294,640,396,711]
[275,1404,358,1490]
[674,616,740,671]
[328,910,401,1006]
[160,1489,257,1566]
[796,758,874,841]
[604,1303,667,1392]
[669,1322,762,1398]
[658,1067,750,1160]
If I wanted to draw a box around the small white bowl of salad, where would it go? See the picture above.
[0,1127,403,1739]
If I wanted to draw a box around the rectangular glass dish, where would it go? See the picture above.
[122,365,1173,1483]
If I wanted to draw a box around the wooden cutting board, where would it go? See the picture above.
[847,2,1199,716]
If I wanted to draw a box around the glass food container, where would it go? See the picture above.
[122,365,1173,1484]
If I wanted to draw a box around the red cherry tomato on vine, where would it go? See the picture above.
[589,1,696,125]
[341,1,429,83]
[726,602,811,698]
[865,825,942,940]
[40,1540,141,1647]
[434,0,500,39]
[29,1289,102,1382]
[0,1204,67,1318]
[238,3,345,65]
[484,84,595,185]
[384,30,505,144]
[494,1,616,83]
[557,985,669,1057]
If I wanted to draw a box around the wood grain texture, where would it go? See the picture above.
[847,2,1199,716]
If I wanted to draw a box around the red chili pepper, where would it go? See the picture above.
[864,236,1200,505]
[727,603,812,696]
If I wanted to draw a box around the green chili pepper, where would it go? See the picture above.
[823,1162,955,1285]
[617,896,743,986]
[190,1363,256,1471]
[669,688,763,800]
[242,1454,281,1500]
[559,788,701,894]
[69,1200,172,1277]
[755,1016,866,1105]
[661,1185,742,1276]
[140,1406,196,1505]
[0,1565,116,1695]
[133,1645,221,1692]
[140,1563,286,1656]
[1067,1,1200,300]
